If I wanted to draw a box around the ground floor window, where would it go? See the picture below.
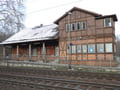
[72,45,76,54]
[32,47,37,56]
[88,44,95,53]
[82,45,87,53]
[97,44,104,53]
[105,43,112,53]
[66,43,113,54]
[77,45,81,53]
[55,46,59,56]
[67,45,71,54]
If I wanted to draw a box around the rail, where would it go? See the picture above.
[0,74,120,90]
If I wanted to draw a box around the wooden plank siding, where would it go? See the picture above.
[11,41,58,61]
[57,9,116,66]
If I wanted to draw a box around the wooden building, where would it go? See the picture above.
[1,24,59,62]
[54,7,118,66]
[0,7,118,66]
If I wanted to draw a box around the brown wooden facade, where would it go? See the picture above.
[54,7,118,66]
[7,40,59,62]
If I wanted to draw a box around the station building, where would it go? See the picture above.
[0,7,118,66]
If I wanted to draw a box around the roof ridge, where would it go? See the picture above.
[54,7,102,24]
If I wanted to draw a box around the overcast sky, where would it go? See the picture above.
[25,0,120,35]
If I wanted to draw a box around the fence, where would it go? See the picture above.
[0,54,120,68]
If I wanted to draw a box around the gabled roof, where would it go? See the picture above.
[0,24,58,45]
[54,7,102,24]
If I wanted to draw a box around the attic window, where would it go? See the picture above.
[104,18,111,27]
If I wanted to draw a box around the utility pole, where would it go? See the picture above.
[68,12,72,69]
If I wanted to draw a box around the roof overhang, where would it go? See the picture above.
[95,14,118,21]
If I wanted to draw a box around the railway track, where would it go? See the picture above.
[0,67,120,89]
[0,66,120,81]
[0,74,120,90]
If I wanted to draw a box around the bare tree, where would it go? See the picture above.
[0,0,25,55]
[0,0,25,41]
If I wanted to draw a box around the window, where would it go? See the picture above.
[67,45,71,54]
[55,46,59,56]
[77,45,81,53]
[105,43,112,53]
[72,45,76,54]
[97,44,104,53]
[82,45,87,53]
[66,24,70,31]
[81,22,86,30]
[32,47,37,56]
[76,22,80,30]
[104,18,111,27]
[71,23,76,31]
[88,44,95,53]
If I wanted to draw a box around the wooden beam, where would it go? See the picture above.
[3,46,6,58]
[29,44,32,57]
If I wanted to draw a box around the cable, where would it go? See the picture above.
[27,0,82,14]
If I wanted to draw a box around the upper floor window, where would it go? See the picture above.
[66,24,70,31]
[104,18,111,27]
[76,22,80,30]
[81,22,86,30]
[71,23,76,31]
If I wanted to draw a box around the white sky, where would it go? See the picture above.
[25,0,120,35]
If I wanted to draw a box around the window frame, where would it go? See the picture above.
[32,47,37,56]
[81,21,86,30]
[104,18,112,27]
[55,46,59,56]
[72,45,76,54]
[77,45,81,53]
[97,43,104,53]
[105,43,113,53]
[67,44,71,54]
[88,44,95,53]
[66,24,70,32]
[76,22,80,30]
[82,44,87,53]
[71,23,76,31]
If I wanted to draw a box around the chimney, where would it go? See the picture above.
[40,24,43,27]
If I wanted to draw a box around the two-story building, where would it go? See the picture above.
[0,7,118,66]
[54,7,117,66]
